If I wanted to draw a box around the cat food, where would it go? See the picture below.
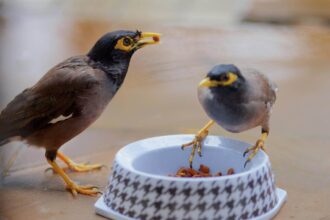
[171,164,234,178]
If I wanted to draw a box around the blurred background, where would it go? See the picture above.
[0,0,330,219]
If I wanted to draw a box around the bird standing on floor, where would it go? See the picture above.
[182,64,277,168]
[0,30,160,196]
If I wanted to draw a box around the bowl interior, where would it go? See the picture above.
[116,135,267,178]
[133,146,246,176]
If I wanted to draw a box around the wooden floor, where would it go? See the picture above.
[1,1,330,220]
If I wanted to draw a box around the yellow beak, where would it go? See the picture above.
[199,77,219,88]
[135,32,161,49]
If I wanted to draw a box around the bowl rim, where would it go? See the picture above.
[114,134,269,182]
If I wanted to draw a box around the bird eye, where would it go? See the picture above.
[220,74,230,81]
[123,38,131,46]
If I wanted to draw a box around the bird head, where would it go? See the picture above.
[88,30,160,65]
[199,64,245,90]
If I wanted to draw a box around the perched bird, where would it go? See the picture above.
[0,30,160,196]
[182,64,277,168]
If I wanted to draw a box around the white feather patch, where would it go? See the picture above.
[49,114,73,124]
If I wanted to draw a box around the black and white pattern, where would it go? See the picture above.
[103,161,278,220]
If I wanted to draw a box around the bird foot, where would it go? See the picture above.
[46,159,102,196]
[44,163,106,173]
[181,129,209,168]
[243,139,266,167]
[56,152,106,173]
[66,182,102,196]
[67,162,106,172]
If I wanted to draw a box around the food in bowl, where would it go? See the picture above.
[171,164,235,177]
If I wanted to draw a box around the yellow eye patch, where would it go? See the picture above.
[219,72,238,86]
[114,37,134,52]
[199,72,238,87]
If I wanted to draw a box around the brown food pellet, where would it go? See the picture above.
[171,164,234,178]
[199,164,210,174]
[227,168,235,175]
[187,168,198,176]
[214,172,222,176]
[153,36,160,42]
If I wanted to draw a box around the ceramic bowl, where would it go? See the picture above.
[95,135,286,220]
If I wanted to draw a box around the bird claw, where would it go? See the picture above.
[197,141,203,157]
[187,142,197,168]
[44,167,55,173]
[243,139,265,167]
[243,147,252,158]
[181,141,193,150]
[182,130,208,168]
[66,183,102,196]
[44,166,71,174]
[244,160,250,168]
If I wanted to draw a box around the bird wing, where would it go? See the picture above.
[0,56,100,141]
[261,73,277,106]
[243,68,277,106]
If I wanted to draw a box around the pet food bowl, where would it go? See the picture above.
[95,135,286,220]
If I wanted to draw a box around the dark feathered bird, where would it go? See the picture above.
[182,64,277,168]
[0,30,160,195]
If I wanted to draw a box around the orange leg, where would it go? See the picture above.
[243,131,268,167]
[57,152,104,172]
[181,120,215,167]
[47,158,101,196]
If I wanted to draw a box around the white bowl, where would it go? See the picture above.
[95,135,287,220]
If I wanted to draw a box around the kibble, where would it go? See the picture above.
[171,164,234,178]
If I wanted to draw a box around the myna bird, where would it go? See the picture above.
[0,30,160,196]
[182,64,277,168]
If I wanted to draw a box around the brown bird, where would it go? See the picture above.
[182,64,277,168]
[0,30,160,196]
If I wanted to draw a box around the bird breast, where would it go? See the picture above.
[78,75,116,121]
[198,87,267,133]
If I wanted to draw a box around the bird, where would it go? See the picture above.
[181,64,277,168]
[0,30,160,196]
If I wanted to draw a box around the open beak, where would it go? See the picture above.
[135,32,161,49]
[199,77,219,88]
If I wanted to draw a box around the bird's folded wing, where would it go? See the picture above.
[0,65,100,139]
[244,68,277,105]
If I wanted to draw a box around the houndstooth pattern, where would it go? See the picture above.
[104,162,278,220]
